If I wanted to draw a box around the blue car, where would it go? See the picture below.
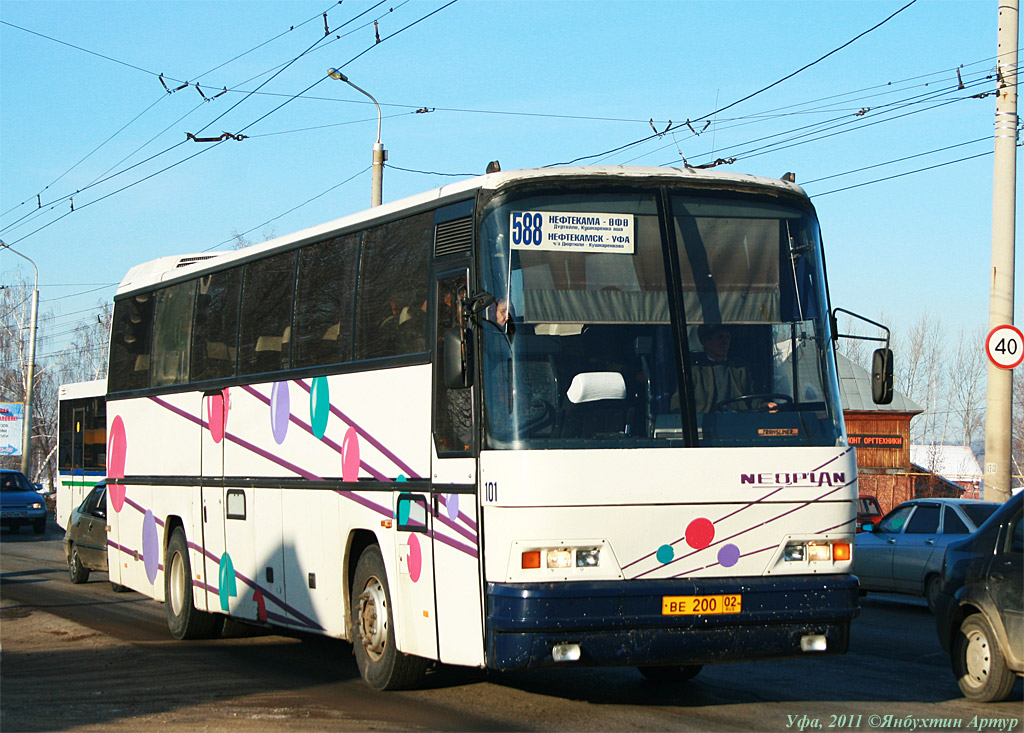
[1,468,48,534]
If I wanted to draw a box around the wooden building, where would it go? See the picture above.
[837,354,924,516]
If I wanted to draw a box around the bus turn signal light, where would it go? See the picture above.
[522,551,541,569]
[832,543,851,562]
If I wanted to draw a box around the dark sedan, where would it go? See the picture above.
[64,482,109,583]
[1,468,47,534]
[934,491,1022,702]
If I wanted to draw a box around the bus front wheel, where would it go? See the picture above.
[165,528,221,640]
[351,545,427,690]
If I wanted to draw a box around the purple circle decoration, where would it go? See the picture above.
[717,543,741,568]
[270,381,290,444]
[445,493,459,521]
[142,510,159,584]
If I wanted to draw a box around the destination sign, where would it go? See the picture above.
[509,211,635,254]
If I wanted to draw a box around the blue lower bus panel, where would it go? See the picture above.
[485,575,859,670]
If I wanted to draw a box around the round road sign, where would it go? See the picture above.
[986,324,1024,369]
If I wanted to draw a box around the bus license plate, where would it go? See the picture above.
[662,594,741,615]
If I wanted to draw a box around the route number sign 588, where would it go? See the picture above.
[986,324,1024,369]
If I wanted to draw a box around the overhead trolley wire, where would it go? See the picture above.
[546,0,920,167]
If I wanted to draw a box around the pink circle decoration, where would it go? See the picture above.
[341,427,360,482]
[270,382,290,445]
[685,517,715,550]
[142,510,159,584]
[206,388,229,444]
[254,589,267,622]
[408,534,422,583]
[107,415,127,513]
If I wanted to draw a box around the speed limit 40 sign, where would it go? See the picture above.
[986,324,1024,369]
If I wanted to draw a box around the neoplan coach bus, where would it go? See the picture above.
[102,165,893,689]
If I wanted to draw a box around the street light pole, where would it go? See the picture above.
[327,68,386,207]
[0,241,39,478]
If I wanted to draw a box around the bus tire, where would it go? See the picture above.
[68,544,90,584]
[165,528,221,640]
[351,545,427,690]
[637,665,703,683]
[952,613,1016,702]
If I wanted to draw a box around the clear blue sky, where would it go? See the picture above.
[0,0,1017,366]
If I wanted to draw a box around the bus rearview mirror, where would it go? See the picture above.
[871,348,894,405]
[444,327,472,389]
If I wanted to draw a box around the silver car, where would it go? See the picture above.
[854,498,999,612]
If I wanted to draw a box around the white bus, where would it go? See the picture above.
[56,379,107,529]
[104,166,889,689]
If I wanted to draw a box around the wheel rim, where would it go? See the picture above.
[357,574,388,661]
[169,550,185,616]
[963,627,992,688]
[70,548,80,576]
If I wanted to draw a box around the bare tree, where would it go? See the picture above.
[0,275,57,484]
[946,326,987,450]
[893,313,948,444]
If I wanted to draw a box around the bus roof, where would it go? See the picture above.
[58,379,106,400]
[114,165,808,297]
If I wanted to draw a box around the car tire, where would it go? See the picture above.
[68,544,90,584]
[925,575,942,614]
[952,613,1017,702]
[33,518,46,535]
[165,528,222,640]
[637,665,703,683]
[351,545,428,690]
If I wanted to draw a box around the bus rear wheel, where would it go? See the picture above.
[351,545,427,690]
[165,528,222,639]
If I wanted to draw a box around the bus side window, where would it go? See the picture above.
[434,273,473,455]
[109,293,154,392]
[293,233,359,368]
[238,252,297,375]
[192,267,241,382]
[355,213,431,360]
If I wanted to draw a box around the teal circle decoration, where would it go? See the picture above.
[656,544,674,564]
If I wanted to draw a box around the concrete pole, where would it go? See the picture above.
[20,287,38,478]
[372,141,385,208]
[984,0,1018,503]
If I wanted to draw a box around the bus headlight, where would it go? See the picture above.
[782,540,851,563]
[509,540,621,581]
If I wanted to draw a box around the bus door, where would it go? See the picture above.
[429,270,484,666]
[70,406,89,513]
[200,389,232,615]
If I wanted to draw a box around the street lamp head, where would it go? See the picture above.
[326,68,348,82]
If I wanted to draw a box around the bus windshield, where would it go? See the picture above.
[478,185,843,449]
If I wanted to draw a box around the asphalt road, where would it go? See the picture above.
[2,522,1021,732]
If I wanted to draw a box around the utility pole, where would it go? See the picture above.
[984,0,1018,503]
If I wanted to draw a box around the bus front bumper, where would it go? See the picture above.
[485,575,859,671]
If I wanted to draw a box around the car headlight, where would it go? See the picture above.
[30,502,43,510]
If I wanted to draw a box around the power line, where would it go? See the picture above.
[812,150,993,197]
[203,167,370,252]
[546,0,920,167]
